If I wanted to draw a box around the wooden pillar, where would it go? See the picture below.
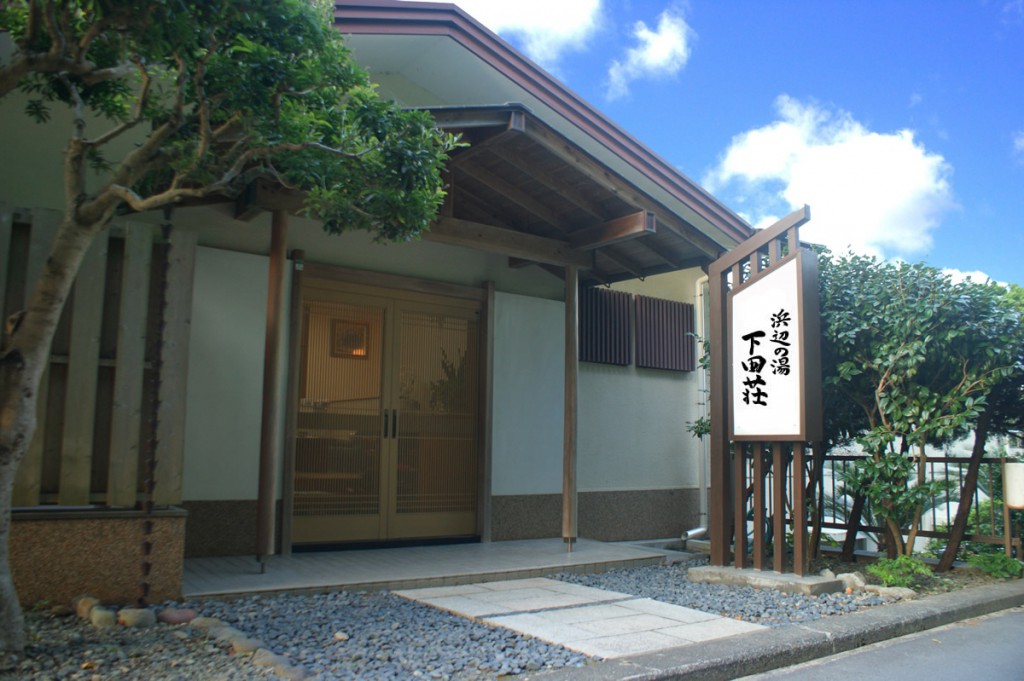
[772,442,786,573]
[752,444,767,570]
[707,262,732,566]
[279,249,305,556]
[256,211,288,562]
[562,265,579,548]
[793,443,807,575]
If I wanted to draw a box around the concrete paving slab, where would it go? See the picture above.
[621,598,720,623]
[567,630,692,659]
[519,576,1024,680]
[399,577,767,660]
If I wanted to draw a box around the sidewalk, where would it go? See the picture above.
[512,578,1024,680]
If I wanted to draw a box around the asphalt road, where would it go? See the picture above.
[739,606,1024,681]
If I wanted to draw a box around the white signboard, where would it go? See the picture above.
[729,256,803,439]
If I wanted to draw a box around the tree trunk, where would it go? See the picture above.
[937,413,992,572]
[840,492,865,562]
[0,453,25,655]
[0,217,101,654]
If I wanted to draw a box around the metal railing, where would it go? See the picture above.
[733,447,1020,563]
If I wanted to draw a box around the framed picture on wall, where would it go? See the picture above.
[330,319,369,358]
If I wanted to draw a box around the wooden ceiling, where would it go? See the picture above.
[426,105,726,286]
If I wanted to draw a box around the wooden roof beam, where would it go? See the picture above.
[454,165,565,229]
[519,119,726,259]
[426,216,593,268]
[568,210,654,250]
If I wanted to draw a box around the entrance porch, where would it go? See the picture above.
[183,538,669,599]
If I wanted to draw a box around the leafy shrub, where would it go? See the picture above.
[967,553,1023,579]
[866,555,935,588]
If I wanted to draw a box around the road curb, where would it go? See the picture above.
[524,579,1024,680]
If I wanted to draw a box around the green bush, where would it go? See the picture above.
[866,555,935,588]
[966,553,1024,579]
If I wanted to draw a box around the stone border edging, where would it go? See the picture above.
[523,579,1024,680]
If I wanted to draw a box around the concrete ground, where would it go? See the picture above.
[515,578,1024,680]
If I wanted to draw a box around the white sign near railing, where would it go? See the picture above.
[728,252,819,440]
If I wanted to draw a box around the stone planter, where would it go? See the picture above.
[1004,461,1024,509]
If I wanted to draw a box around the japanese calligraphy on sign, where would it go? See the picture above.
[728,255,818,440]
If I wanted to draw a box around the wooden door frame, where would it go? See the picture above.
[279,260,491,553]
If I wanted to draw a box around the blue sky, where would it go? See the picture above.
[405,1,1024,286]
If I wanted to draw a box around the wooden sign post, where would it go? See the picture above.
[708,206,822,575]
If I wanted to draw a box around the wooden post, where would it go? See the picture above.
[108,224,154,507]
[257,211,288,563]
[562,264,579,549]
[773,442,786,573]
[752,443,767,570]
[60,235,108,505]
[792,443,807,575]
[707,261,732,566]
[11,208,59,507]
[733,444,747,568]
[279,249,304,556]
[153,228,197,505]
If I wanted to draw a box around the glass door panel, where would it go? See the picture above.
[388,303,480,538]
[293,295,388,543]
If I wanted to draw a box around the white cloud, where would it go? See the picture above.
[942,268,1003,286]
[414,0,602,68]
[705,95,956,259]
[606,10,694,100]
[1014,130,1024,162]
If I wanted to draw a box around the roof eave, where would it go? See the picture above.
[333,0,752,251]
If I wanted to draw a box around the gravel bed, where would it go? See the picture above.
[6,560,897,680]
[554,559,893,627]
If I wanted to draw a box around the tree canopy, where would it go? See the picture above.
[819,252,1023,555]
[0,0,458,655]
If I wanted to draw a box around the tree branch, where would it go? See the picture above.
[86,61,151,148]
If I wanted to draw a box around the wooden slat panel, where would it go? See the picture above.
[14,209,61,506]
[579,286,631,366]
[0,202,12,322]
[108,224,154,506]
[59,235,108,505]
[154,229,197,505]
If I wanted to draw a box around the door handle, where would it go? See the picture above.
[383,409,389,438]
[392,409,398,439]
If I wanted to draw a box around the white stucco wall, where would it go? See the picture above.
[578,269,705,492]
[182,246,270,500]
[488,272,707,497]
[490,292,565,495]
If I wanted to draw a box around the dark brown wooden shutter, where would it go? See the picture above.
[579,286,632,366]
[636,295,695,372]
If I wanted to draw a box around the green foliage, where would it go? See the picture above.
[966,552,1023,579]
[429,349,469,414]
[819,252,1024,554]
[1,0,459,238]
[926,490,1024,561]
[866,555,935,588]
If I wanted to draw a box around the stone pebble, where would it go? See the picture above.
[554,558,893,627]
[6,559,896,680]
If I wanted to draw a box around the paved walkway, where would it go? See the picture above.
[396,577,764,659]
[183,538,666,598]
